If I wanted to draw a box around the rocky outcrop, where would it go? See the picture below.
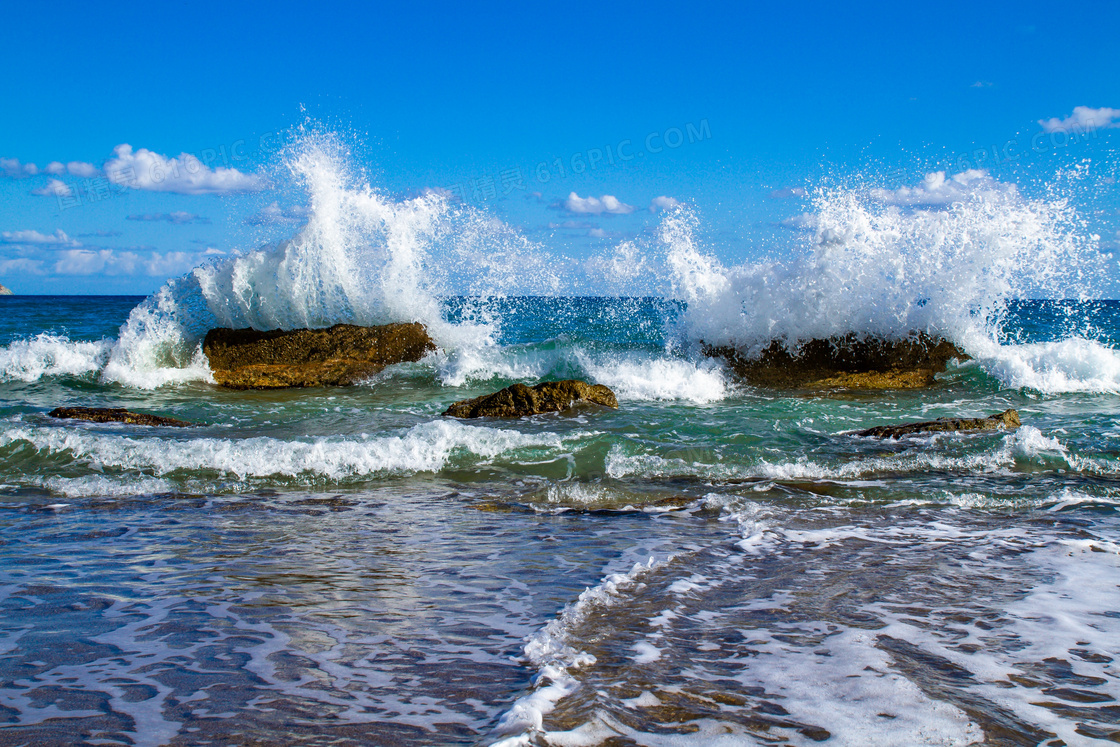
[0,283,12,295]
[203,323,436,389]
[443,380,618,418]
[705,333,967,390]
[49,407,193,427]
[856,409,1020,438]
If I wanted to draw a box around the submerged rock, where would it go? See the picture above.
[856,409,1020,438]
[705,333,967,389]
[443,380,618,418]
[203,322,436,389]
[49,407,193,427]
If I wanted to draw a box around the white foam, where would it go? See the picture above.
[606,426,1116,484]
[492,555,675,743]
[100,133,558,389]
[574,351,730,403]
[40,475,176,498]
[655,174,1108,392]
[967,334,1120,393]
[0,420,581,482]
[0,334,110,382]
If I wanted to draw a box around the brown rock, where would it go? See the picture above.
[0,282,12,295]
[705,333,968,389]
[443,380,618,418]
[856,409,1020,438]
[49,407,193,427]
[202,322,436,389]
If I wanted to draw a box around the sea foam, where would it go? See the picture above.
[0,334,111,383]
[0,420,583,486]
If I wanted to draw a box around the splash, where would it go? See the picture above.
[657,170,1114,392]
[102,132,557,388]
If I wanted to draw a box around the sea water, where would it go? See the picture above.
[0,134,1118,746]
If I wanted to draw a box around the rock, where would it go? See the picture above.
[443,380,618,418]
[202,322,436,389]
[856,409,1020,438]
[705,333,967,389]
[49,407,194,427]
[0,283,12,295]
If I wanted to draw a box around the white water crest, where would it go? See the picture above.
[0,419,585,485]
[655,170,1115,393]
[0,334,111,383]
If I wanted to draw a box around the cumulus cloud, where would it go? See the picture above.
[29,178,73,197]
[559,192,635,215]
[769,187,807,200]
[127,211,209,225]
[1039,106,1120,133]
[244,202,310,225]
[869,170,1016,207]
[0,229,81,247]
[649,196,681,212]
[104,144,265,195]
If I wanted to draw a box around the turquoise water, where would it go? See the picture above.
[1,294,1119,746]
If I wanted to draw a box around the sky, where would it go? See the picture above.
[1,0,1118,295]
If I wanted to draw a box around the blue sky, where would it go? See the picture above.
[1,0,1118,294]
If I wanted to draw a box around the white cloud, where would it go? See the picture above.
[1039,106,1120,133]
[244,201,310,225]
[29,179,73,197]
[649,195,681,212]
[0,258,46,276]
[561,192,635,215]
[971,81,994,88]
[2,157,98,180]
[769,187,807,200]
[42,160,99,177]
[104,144,266,195]
[51,248,211,277]
[66,161,99,177]
[0,229,81,247]
[0,158,38,178]
[127,211,209,225]
[869,170,1016,207]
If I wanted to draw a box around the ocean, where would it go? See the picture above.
[0,139,1118,746]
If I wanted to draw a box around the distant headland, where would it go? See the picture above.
[0,283,12,295]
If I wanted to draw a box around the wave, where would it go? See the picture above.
[656,172,1113,393]
[605,426,1118,483]
[0,420,587,487]
[99,131,558,389]
[6,128,1112,396]
[0,334,111,383]
[965,335,1120,393]
[492,555,678,745]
